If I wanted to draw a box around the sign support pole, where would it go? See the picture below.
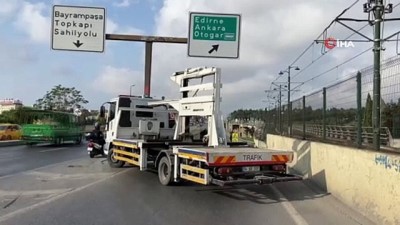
[144,42,153,97]
[105,34,187,97]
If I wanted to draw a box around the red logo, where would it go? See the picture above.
[324,37,337,49]
[323,37,355,49]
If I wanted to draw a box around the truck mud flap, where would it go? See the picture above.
[210,174,303,187]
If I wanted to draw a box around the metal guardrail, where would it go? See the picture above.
[292,124,393,146]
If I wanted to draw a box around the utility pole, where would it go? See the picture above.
[279,85,282,134]
[372,0,383,150]
[288,69,291,136]
[362,0,392,150]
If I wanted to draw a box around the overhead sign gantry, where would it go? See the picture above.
[50,5,241,97]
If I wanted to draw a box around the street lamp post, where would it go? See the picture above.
[266,84,286,135]
[279,66,300,136]
[130,85,135,96]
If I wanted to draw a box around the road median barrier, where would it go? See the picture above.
[262,134,400,225]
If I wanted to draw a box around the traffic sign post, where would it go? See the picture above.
[188,12,241,59]
[51,5,106,53]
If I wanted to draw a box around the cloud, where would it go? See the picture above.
[14,2,50,44]
[0,0,21,21]
[107,18,144,34]
[0,37,38,67]
[92,66,143,96]
[113,0,133,7]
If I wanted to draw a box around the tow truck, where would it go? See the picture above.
[98,67,302,186]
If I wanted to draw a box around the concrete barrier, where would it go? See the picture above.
[265,134,400,225]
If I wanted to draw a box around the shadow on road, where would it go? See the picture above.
[194,178,330,205]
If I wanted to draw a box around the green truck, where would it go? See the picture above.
[20,109,84,145]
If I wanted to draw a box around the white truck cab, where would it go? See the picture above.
[100,95,177,155]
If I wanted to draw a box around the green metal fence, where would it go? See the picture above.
[263,55,400,150]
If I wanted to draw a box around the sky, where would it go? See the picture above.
[1,0,400,115]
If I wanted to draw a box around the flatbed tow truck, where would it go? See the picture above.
[99,67,302,186]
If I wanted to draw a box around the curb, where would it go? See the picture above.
[0,140,26,147]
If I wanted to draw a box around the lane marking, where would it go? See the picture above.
[0,168,131,223]
[0,189,72,198]
[25,171,115,180]
[39,148,66,153]
[270,185,309,225]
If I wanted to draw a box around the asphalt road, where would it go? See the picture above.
[0,142,87,178]
[0,144,376,225]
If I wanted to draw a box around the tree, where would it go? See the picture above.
[33,85,89,112]
[363,93,373,127]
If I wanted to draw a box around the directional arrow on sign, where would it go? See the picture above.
[208,44,219,54]
[73,40,83,48]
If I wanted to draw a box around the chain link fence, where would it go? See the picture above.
[261,55,400,151]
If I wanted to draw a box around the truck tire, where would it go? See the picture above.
[158,156,174,186]
[107,148,125,168]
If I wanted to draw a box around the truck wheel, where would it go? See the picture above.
[158,156,174,186]
[107,149,125,168]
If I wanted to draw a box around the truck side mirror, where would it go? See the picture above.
[100,106,105,118]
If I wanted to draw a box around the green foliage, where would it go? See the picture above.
[228,108,268,121]
[0,110,18,123]
[33,84,89,112]
[0,107,36,124]
[382,99,400,132]
[363,93,373,127]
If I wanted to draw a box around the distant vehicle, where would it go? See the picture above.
[20,109,84,145]
[0,123,22,141]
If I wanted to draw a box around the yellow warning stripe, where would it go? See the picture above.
[113,141,138,149]
[181,164,207,175]
[114,149,139,159]
[178,153,206,161]
[114,155,139,166]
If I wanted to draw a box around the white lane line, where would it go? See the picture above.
[39,148,66,153]
[0,189,72,197]
[270,185,309,225]
[0,169,131,223]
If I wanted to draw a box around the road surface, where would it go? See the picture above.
[0,144,376,225]
[0,143,86,178]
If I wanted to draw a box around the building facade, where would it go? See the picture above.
[0,99,23,114]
